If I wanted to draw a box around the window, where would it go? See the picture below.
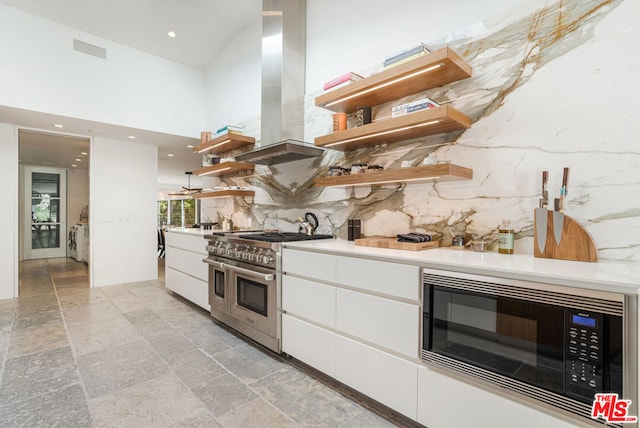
[158,199,199,227]
[158,201,168,226]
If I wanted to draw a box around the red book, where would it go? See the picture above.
[323,72,363,91]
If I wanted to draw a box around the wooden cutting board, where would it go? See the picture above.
[355,236,439,251]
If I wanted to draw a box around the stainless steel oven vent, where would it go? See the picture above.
[236,139,321,165]
[423,272,624,316]
[236,0,323,165]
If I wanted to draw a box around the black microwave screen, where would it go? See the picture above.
[427,285,623,404]
[431,287,566,395]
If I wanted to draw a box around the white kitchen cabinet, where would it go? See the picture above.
[281,247,422,423]
[282,248,336,282]
[166,231,207,253]
[336,255,420,301]
[336,288,419,359]
[417,365,581,428]
[335,335,418,419]
[165,230,209,311]
[165,267,209,311]
[166,246,208,282]
[282,314,335,377]
[282,275,336,327]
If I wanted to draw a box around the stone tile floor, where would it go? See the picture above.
[0,258,403,427]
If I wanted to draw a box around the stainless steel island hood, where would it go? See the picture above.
[236,0,323,165]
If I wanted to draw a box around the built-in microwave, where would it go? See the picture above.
[421,268,637,424]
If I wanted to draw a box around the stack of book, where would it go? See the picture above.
[383,43,432,69]
[215,125,244,136]
[323,72,364,91]
[391,97,440,118]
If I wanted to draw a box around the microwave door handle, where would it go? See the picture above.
[223,264,275,282]
[203,258,226,270]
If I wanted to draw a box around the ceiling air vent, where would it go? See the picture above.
[73,39,107,59]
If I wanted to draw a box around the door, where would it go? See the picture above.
[24,166,67,259]
[228,261,277,337]
[205,258,231,316]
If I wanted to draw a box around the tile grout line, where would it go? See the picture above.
[48,259,99,426]
[147,296,300,426]
[108,287,226,426]
[126,328,225,425]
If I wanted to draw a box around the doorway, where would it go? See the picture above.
[18,129,90,294]
[23,166,67,259]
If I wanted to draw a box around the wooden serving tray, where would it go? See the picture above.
[355,236,439,251]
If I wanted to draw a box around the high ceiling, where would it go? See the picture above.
[0,0,260,69]
[0,0,261,192]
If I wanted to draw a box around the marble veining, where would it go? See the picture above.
[200,0,639,262]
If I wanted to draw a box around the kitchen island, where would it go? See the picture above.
[281,239,640,428]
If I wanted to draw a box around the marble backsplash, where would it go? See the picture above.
[202,0,639,262]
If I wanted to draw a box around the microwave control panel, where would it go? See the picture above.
[565,310,604,402]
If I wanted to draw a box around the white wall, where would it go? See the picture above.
[91,137,157,287]
[204,15,262,130]
[0,123,18,299]
[305,0,531,92]
[0,4,205,138]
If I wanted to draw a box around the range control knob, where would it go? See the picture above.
[263,254,274,265]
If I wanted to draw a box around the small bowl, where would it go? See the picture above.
[470,240,487,252]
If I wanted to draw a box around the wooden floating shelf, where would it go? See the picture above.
[314,105,470,151]
[192,133,255,155]
[192,161,255,177]
[193,189,255,199]
[314,163,473,187]
[315,47,472,113]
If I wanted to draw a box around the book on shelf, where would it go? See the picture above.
[383,43,432,68]
[215,125,244,136]
[323,72,364,91]
[391,97,440,118]
[383,51,428,69]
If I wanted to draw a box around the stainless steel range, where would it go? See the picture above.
[203,231,332,353]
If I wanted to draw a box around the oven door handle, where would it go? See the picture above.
[223,264,275,282]
[203,258,226,270]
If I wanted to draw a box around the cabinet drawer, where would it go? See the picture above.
[336,256,419,301]
[165,232,208,254]
[335,335,417,419]
[282,276,336,328]
[166,246,208,281]
[282,314,335,377]
[336,288,419,359]
[165,267,209,311]
[417,366,577,428]
[282,248,336,282]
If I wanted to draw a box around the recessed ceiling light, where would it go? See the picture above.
[71,164,77,167]
[168,31,177,38]
[75,158,82,162]
[128,135,136,139]
[81,152,88,155]
[167,153,174,157]
[53,124,64,128]
[187,145,194,148]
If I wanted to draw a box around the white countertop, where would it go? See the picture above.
[283,239,640,295]
[165,227,221,236]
